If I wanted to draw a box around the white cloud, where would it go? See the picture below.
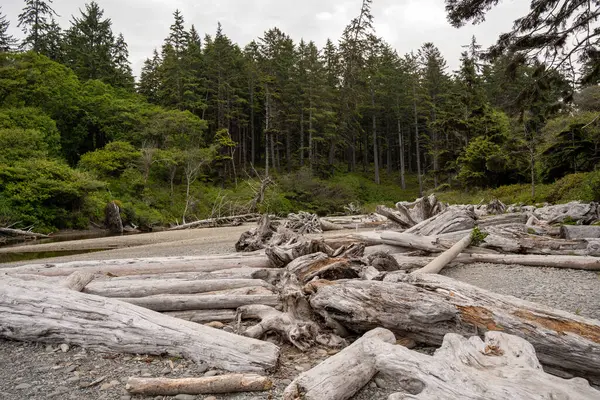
[1,0,531,77]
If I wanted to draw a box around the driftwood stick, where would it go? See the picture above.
[0,227,49,238]
[0,277,279,372]
[126,374,272,395]
[63,271,95,292]
[412,233,472,275]
[168,213,260,231]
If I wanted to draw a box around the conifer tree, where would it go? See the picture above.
[17,0,58,53]
[111,33,134,90]
[0,7,17,52]
[138,49,161,103]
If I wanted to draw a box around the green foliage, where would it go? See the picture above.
[0,128,48,162]
[457,136,509,187]
[470,227,488,246]
[0,107,61,155]
[78,141,141,177]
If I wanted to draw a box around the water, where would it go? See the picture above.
[0,248,108,264]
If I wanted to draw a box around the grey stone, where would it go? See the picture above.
[119,396,132,400]
[65,365,77,373]
[15,383,31,390]
[174,395,196,400]
[60,343,70,353]
[66,377,80,384]
[204,370,219,377]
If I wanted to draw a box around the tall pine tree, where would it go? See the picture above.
[17,0,58,53]
[0,7,17,52]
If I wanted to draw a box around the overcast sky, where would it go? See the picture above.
[3,0,529,77]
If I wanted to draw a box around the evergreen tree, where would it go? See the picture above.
[64,1,115,82]
[40,18,64,61]
[17,0,58,53]
[111,33,134,90]
[138,49,161,103]
[0,7,17,52]
[157,10,190,109]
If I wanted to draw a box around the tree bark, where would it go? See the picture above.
[413,81,423,196]
[0,277,279,372]
[63,271,95,292]
[126,374,272,396]
[310,276,600,385]
[164,309,238,324]
[371,86,380,185]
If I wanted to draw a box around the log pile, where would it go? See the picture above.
[2,196,600,398]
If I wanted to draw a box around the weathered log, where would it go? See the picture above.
[0,277,279,372]
[0,227,49,238]
[83,278,274,298]
[380,231,494,255]
[2,253,272,277]
[560,225,600,239]
[309,275,600,385]
[164,309,238,324]
[405,206,476,236]
[89,268,280,282]
[169,213,260,231]
[63,271,95,292]
[319,219,347,231]
[285,328,599,400]
[375,205,414,228]
[390,252,600,271]
[284,212,323,234]
[126,374,272,395]
[235,215,276,252]
[477,212,528,227]
[283,328,396,400]
[412,233,472,275]
[265,235,334,268]
[118,292,279,312]
[486,198,506,215]
[237,304,321,351]
[535,201,599,224]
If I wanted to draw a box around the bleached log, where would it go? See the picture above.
[118,292,279,312]
[0,227,49,238]
[405,207,476,236]
[164,309,237,323]
[63,271,95,292]
[535,202,599,224]
[235,215,276,252]
[83,278,274,298]
[169,213,260,231]
[412,233,472,275]
[560,225,600,239]
[309,275,600,385]
[2,253,272,277]
[380,231,494,255]
[477,213,528,227]
[283,328,396,400]
[126,374,272,396]
[485,198,506,214]
[319,219,347,231]
[0,277,279,372]
[91,268,281,282]
[375,205,414,228]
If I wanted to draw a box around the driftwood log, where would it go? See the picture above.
[119,292,279,312]
[285,328,599,400]
[560,225,600,239]
[0,277,279,372]
[164,310,238,323]
[104,201,123,234]
[309,274,600,385]
[2,253,272,277]
[126,374,272,395]
[0,227,49,238]
[169,213,260,231]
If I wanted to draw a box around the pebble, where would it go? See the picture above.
[396,337,417,349]
[174,395,196,400]
[99,380,120,390]
[204,397,217,400]
[375,377,387,388]
[45,345,54,353]
[15,383,31,390]
[60,343,70,353]
[222,326,234,333]
[47,386,69,398]
[141,373,152,377]
[161,367,171,375]
[369,381,377,388]
[66,377,80,384]
[281,379,292,385]
[65,365,77,373]
[204,370,219,377]
[120,396,132,400]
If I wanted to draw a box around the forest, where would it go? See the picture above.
[0,0,599,232]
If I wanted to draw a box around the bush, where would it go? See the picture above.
[78,141,141,177]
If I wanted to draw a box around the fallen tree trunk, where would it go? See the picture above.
[309,275,600,385]
[0,277,279,372]
[83,278,274,298]
[283,328,396,400]
[126,374,272,396]
[319,219,347,231]
[2,253,272,277]
[405,207,475,236]
[0,227,49,238]
[380,231,494,254]
[164,309,238,324]
[169,213,260,231]
[560,225,600,240]
[118,292,279,312]
[375,205,414,228]
[412,233,472,275]
[284,328,599,400]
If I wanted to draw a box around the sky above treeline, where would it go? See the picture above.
[4,0,529,77]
